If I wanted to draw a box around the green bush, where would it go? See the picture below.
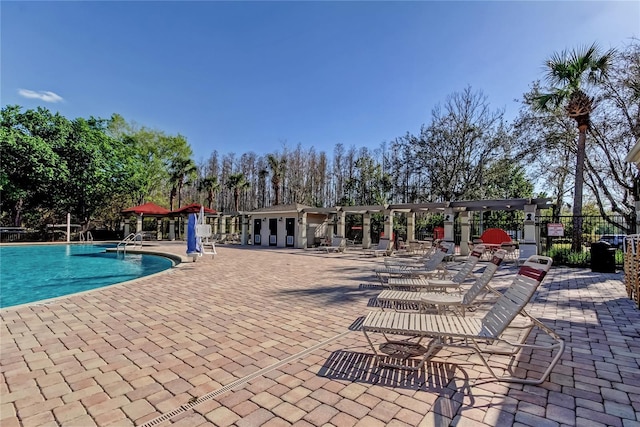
[546,243,624,267]
[546,244,590,267]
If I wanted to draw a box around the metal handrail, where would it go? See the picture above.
[79,231,94,242]
[117,232,143,254]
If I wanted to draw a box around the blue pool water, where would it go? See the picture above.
[0,244,173,308]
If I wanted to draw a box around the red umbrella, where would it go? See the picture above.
[171,203,217,215]
[122,202,171,216]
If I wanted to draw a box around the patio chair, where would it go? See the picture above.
[361,255,563,385]
[374,242,454,285]
[383,251,434,268]
[382,244,488,292]
[364,238,392,257]
[319,236,346,253]
[500,242,519,266]
[378,248,504,314]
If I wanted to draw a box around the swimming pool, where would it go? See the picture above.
[0,244,173,308]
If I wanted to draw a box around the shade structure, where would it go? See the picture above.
[480,228,512,245]
[122,202,171,216]
[171,203,217,215]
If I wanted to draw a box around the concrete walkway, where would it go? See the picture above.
[1,243,638,426]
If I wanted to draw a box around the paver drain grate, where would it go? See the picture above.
[139,330,351,427]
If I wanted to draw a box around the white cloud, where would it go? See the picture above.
[18,89,64,103]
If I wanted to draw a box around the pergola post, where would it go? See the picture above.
[521,204,538,259]
[363,212,372,249]
[229,216,236,235]
[219,215,227,237]
[157,219,162,240]
[241,215,248,245]
[124,219,130,237]
[325,215,333,240]
[460,211,471,255]
[407,212,416,242]
[384,210,393,246]
[337,211,346,237]
[443,207,454,248]
[298,213,307,249]
[169,220,175,241]
[136,215,143,233]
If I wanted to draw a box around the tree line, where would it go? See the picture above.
[1,40,638,236]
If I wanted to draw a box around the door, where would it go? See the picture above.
[253,219,262,245]
[269,218,277,246]
[285,218,295,247]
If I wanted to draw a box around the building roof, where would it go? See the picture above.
[240,198,553,216]
[448,198,553,212]
[626,138,640,165]
[122,202,171,216]
[249,203,313,215]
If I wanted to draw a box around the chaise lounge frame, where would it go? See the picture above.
[362,256,564,385]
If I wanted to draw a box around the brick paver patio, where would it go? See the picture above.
[1,243,638,426]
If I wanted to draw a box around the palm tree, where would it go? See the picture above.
[168,157,197,210]
[226,172,250,212]
[534,43,614,251]
[198,176,220,210]
[267,154,286,205]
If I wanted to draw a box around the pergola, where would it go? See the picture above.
[296,198,552,254]
[207,197,551,252]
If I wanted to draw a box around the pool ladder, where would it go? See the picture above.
[117,232,143,254]
[79,231,93,242]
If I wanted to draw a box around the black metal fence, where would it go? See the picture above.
[537,215,629,268]
[452,214,629,268]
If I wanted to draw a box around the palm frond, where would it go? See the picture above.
[533,90,568,112]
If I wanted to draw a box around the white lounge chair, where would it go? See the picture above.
[378,248,504,314]
[364,238,392,257]
[318,236,346,253]
[362,255,563,384]
[374,242,454,285]
[382,244,488,293]
[378,249,506,315]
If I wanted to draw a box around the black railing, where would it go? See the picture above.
[537,215,629,268]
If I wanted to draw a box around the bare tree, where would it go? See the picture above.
[397,87,510,202]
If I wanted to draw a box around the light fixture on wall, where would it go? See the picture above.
[279,217,283,222]
[298,217,303,224]
[262,218,266,222]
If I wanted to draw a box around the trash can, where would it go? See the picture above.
[591,241,616,273]
[433,227,444,240]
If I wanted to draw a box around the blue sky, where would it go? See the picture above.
[2,1,638,164]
